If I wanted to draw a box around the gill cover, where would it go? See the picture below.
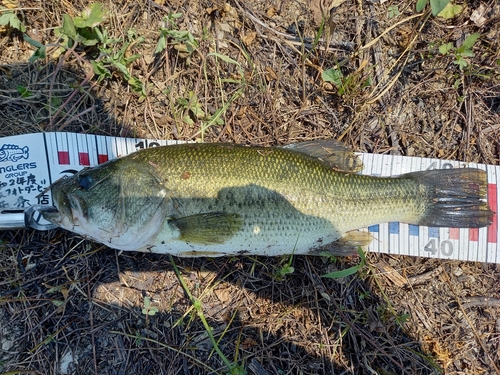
[46,155,170,250]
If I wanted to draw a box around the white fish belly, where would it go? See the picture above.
[146,214,341,256]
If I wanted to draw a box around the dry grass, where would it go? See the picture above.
[1,0,500,374]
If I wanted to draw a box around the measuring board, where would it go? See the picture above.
[0,132,498,263]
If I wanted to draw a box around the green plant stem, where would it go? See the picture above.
[168,255,245,374]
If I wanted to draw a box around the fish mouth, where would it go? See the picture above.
[42,192,88,231]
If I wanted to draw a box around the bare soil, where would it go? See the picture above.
[1,0,500,374]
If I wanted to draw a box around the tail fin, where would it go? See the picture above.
[406,168,494,228]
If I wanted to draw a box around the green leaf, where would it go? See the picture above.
[23,33,43,48]
[111,61,130,78]
[453,55,467,70]
[85,2,105,27]
[429,0,450,16]
[460,49,474,57]
[73,16,86,28]
[155,35,167,54]
[182,114,195,125]
[0,11,26,32]
[74,3,105,28]
[147,308,158,316]
[437,2,462,18]
[209,114,224,126]
[177,97,189,107]
[10,16,26,32]
[322,247,366,279]
[460,33,480,51]
[191,106,205,119]
[128,76,146,96]
[438,42,453,54]
[90,60,111,81]
[397,313,410,324]
[416,0,428,12]
[78,28,99,45]
[28,45,46,63]
[62,14,77,40]
[16,86,32,98]
[0,12,11,26]
[207,52,240,66]
[322,67,343,87]
[122,53,142,66]
[322,264,361,279]
[388,5,399,19]
[281,266,294,275]
[170,12,183,19]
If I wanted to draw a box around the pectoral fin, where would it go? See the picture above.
[169,212,243,244]
[281,139,364,172]
[309,230,374,256]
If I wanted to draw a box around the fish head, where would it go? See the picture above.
[43,156,169,251]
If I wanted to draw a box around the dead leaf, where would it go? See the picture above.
[214,288,231,304]
[60,286,70,300]
[373,261,407,287]
[423,336,452,370]
[264,66,278,82]
[267,6,277,17]
[218,22,232,33]
[329,0,347,8]
[310,0,347,25]
[241,31,257,46]
[241,337,258,349]
[1,0,19,9]
[223,3,239,20]
[470,4,488,26]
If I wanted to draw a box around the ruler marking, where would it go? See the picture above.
[46,133,57,168]
[56,133,69,165]
[41,133,54,205]
[96,135,108,164]
[466,163,478,261]
[418,157,432,259]
[469,228,479,242]
[475,165,487,262]
[115,137,125,158]
[390,155,403,256]
[488,182,498,244]
[68,133,79,168]
[407,157,421,257]
[492,165,500,263]
[362,154,380,254]
[372,154,385,254]
[378,154,392,254]
[77,135,90,166]
[449,228,460,240]
[107,137,117,160]
[458,228,468,262]
[85,134,97,167]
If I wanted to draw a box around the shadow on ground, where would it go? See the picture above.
[0,60,439,374]
[0,222,436,374]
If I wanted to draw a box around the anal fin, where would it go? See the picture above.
[309,230,374,256]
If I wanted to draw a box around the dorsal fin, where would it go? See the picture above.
[281,139,364,172]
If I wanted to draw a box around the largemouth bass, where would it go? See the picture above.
[43,141,494,256]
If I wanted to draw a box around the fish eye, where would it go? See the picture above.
[78,174,94,190]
